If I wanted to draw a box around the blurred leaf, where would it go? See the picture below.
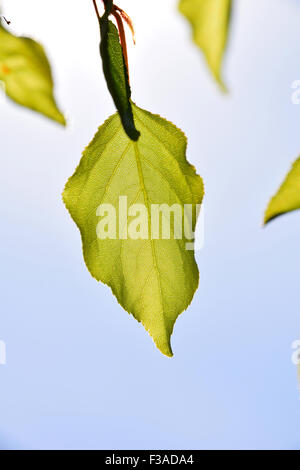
[99,1,139,140]
[63,103,203,356]
[0,23,65,125]
[179,0,232,90]
[265,157,300,224]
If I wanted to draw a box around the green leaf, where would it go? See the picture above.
[265,157,300,224]
[178,0,232,90]
[99,3,140,141]
[63,103,204,356]
[0,23,65,125]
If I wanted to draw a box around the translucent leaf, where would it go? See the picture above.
[0,24,65,125]
[63,103,204,356]
[99,1,139,140]
[179,0,232,90]
[265,157,300,224]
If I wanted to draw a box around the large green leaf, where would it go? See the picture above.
[265,157,300,224]
[179,0,232,90]
[99,1,140,140]
[0,23,65,124]
[63,103,204,356]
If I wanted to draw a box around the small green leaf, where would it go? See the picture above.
[0,23,65,124]
[265,157,300,224]
[99,2,140,140]
[63,103,203,356]
[179,0,232,90]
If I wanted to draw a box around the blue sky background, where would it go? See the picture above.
[1,0,300,450]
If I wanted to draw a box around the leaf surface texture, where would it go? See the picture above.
[63,104,204,356]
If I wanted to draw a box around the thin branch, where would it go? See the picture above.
[114,5,136,44]
[1,16,11,25]
[92,0,101,22]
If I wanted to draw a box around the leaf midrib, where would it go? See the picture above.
[133,141,166,326]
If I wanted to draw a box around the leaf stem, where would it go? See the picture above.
[0,16,11,25]
[92,0,101,22]
[114,5,136,44]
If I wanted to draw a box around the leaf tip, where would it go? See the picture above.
[217,78,229,94]
[157,340,174,358]
[56,112,67,127]
[264,210,290,226]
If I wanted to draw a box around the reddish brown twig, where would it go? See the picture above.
[92,0,101,21]
[114,5,136,44]
[1,16,11,25]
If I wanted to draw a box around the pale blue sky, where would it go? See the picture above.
[0,0,300,450]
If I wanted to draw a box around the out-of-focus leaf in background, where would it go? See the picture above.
[178,0,232,90]
[0,22,65,125]
[265,157,300,224]
[63,103,204,357]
